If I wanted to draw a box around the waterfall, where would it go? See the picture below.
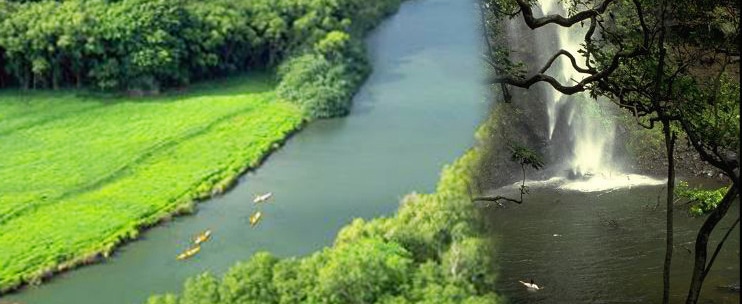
[493,0,665,192]
[495,0,666,192]
[536,0,616,178]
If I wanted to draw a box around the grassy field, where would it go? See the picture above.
[0,73,305,292]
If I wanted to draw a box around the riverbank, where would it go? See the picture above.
[0,73,305,293]
[144,147,502,303]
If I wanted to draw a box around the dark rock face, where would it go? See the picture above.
[631,135,727,181]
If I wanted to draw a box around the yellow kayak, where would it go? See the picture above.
[249,211,263,227]
[176,246,201,260]
[193,230,212,245]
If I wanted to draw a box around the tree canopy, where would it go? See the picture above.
[0,0,403,118]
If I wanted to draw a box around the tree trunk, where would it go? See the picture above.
[21,66,30,90]
[478,0,511,101]
[52,66,59,90]
[653,1,672,302]
[685,185,739,304]
[661,121,675,304]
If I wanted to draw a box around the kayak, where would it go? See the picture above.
[193,230,212,245]
[176,246,201,260]
[249,211,263,227]
[253,192,273,203]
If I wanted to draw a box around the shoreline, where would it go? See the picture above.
[0,119,307,296]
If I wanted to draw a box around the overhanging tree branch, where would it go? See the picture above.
[537,49,596,75]
[514,0,617,28]
[686,185,740,303]
[472,195,523,205]
[678,116,739,185]
[701,217,740,281]
[493,45,646,95]
[493,0,649,95]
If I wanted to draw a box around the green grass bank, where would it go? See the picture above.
[0,73,305,292]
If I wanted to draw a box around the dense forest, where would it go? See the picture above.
[0,0,400,118]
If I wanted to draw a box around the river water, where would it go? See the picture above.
[5,0,487,303]
[485,182,740,303]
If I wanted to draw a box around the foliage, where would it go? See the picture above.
[675,181,728,217]
[275,44,369,119]
[182,273,221,304]
[676,73,740,161]
[0,0,402,119]
[616,114,665,161]
[0,74,304,292]
[315,238,412,303]
[147,294,180,304]
[508,144,544,170]
[276,27,373,119]
[219,252,280,304]
[0,0,401,95]
[144,150,501,303]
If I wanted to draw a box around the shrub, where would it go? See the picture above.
[276,38,370,119]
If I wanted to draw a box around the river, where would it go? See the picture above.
[5,0,487,303]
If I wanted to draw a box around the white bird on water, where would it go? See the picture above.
[519,279,543,291]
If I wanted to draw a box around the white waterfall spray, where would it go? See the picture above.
[524,0,665,191]
[538,0,616,177]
